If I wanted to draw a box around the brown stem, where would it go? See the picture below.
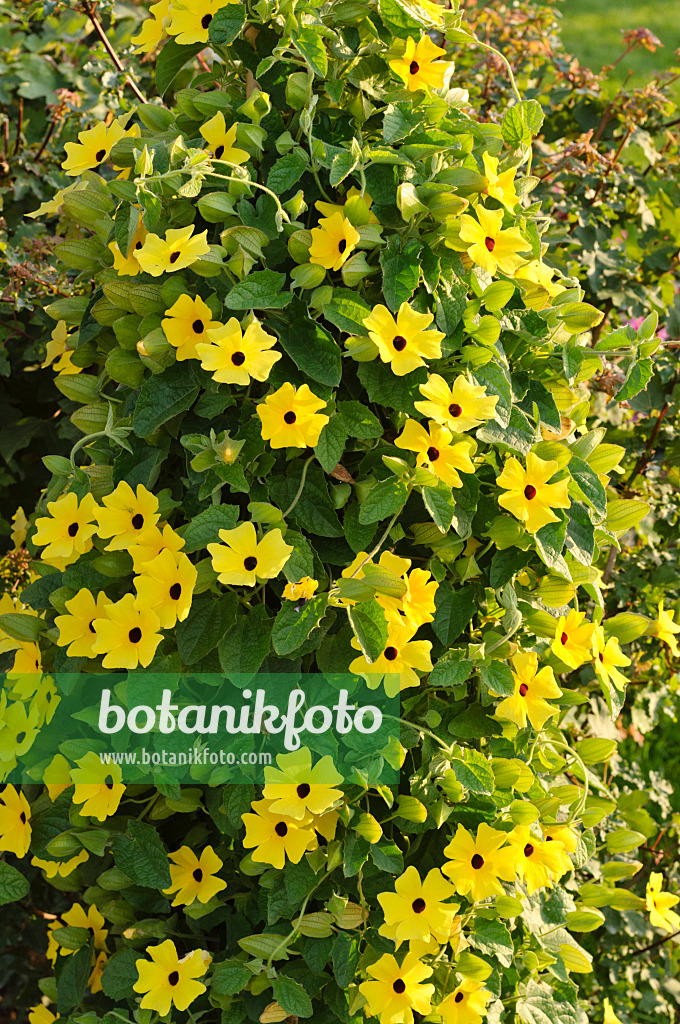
[624,928,680,959]
[35,115,59,163]
[627,375,677,484]
[81,1,147,105]
[13,97,23,156]
[591,125,634,203]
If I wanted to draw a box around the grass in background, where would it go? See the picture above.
[558,0,680,85]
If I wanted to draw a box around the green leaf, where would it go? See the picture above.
[292,27,328,77]
[428,651,471,689]
[224,271,291,310]
[208,4,245,45]
[323,289,371,334]
[565,500,594,565]
[569,456,606,517]
[112,820,171,889]
[502,105,532,148]
[379,0,429,37]
[436,280,467,335]
[219,605,272,674]
[332,932,361,989]
[359,478,408,524]
[181,505,240,553]
[338,401,382,440]
[357,361,427,416]
[56,942,93,1014]
[451,473,480,539]
[535,515,568,570]
[474,363,512,427]
[101,949,141,1002]
[0,862,29,906]
[272,594,329,656]
[616,356,654,402]
[423,481,456,533]
[518,379,561,432]
[156,40,204,96]
[380,238,421,311]
[451,753,495,795]
[276,300,342,386]
[330,149,360,187]
[314,418,348,473]
[361,563,406,598]
[489,548,529,589]
[273,975,313,1018]
[114,204,140,261]
[267,150,310,193]
[0,612,46,643]
[348,598,389,663]
[271,463,343,537]
[606,498,649,535]
[480,659,516,697]
[211,960,252,997]
[432,582,476,646]
[282,530,316,583]
[470,918,514,966]
[176,594,233,665]
[133,362,201,437]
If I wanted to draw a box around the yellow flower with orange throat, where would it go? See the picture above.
[496,452,570,534]
[309,212,360,271]
[390,35,449,93]
[363,301,444,376]
[396,419,475,488]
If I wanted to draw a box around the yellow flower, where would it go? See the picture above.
[89,951,107,994]
[95,481,160,551]
[136,226,210,277]
[129,523,185,572]
[43,754,72,803]
[540,823,579,853]
[603,999,624,1024]
[459,205,529,276]
[363,301,444,376]
[8,640,42,677]
[653,601,680,656]
[62,119,125,176]
[395,420,475,488]
[92,594,163,669]
[132,0,171,51]
[208,521,293,586]
[10,506,28,549]
[168,0,238,45]
[646,872,680,933]
[0,595,36,655]
[33,492,98,567]
[55,590,113,659]
[515,259,565,310]
[71,752,124,821]
[109,219,148,276]
[282,577,318,601]
[378,867,458,948]
[315,188,380,225]
[163,846,227,906]
[32,850,89,878]
[507,825,571,895]
[133,940,210,1016]
[415,374,498,432]
[552,610,596,670]
[134,550,197,629]
[350,618,432,697]
[411,0,445,24]
[0,701,40,762]
[438,979,493,1024]
[263,748,343,819]
[42,321,82,375]
[359,952,434,1024]
[496,452,570,534]
[0,784,31,858]
[376,556,438,630]
[241,798,318,869]
[390,35,449,93]
[200,112,249,164]
[198,318,281,385]
[592,625,630,692]
[309,212,360,271]
[493,650,562,730]
[257,382,329,449]
[482,152,519,210]
[442,823,516,901]
[61,903,108,957]
[162,293,221,360]
[28,1004,58,1024]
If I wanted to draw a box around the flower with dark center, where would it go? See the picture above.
[393,979,406,994]
[297,783,311,798]
[168,971,179,986]
[68,522,79,537]
[20,811,26,824]
[201,13,212,28]
[384,646,398,661]
[132,513,145,529]
[561,632,568,644]
[192,320,205,333]
[524,844,534,857]
[338,238,347,253]
[411,897,426,914]
[215,145,224,159]
[409,61,420,74]
[244,556,258,572]
[231,351,245,365]
[392,334,407,351]
[284,410,297,424]
[129,627,142,644]
[169,251,181,263]
[104,776,114,790]
[519,683,529,696]
[169,583,182,601]
[454,992,464,1004]
[95,149,106,162]
[193,868,203,882]
[524,484,537,500]
[448,403,463,417]
[426,446,439,461]
[484,236,496,251]
[471,854,484,869]
[275,821,288,837]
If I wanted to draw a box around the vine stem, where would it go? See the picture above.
[471,36,522,105]
[81,1,147,105]
[349,482,414,579]
[282,456,314,518]
[385,715,455,757]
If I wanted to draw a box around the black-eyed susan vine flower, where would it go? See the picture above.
[414,374,498,432]
[94,481,159,551]
[133,940,210,1015]
[131,0,171,50]
[395,419,475,488]
[652,600,680,656]
[241,799,318,869]
[59,902,108,959]
[541,822,579,852]
[592,625,631,691]
[257,382,329,449]
[308,212,360,271]
[33,492,98,568]
[108,219,148,276]
[92,593,163,669]
[136,226,210,277]
[359,951,434,1024]
[262,748,343,818]
[603,999,624,1024]
[9,640,42,675]
[496,452,570,534]
[378,866,458,949]
[134,550,197,628]
[41,321,82,376]
[389,36,449,93]
[129,523,185,572]
[61,119,125,176]
[28,1004,58,1024]
[481,152,520,210]
[282,576,318,601]
[363,301,444,376]
[54,589,113,659]
[551,610,596,669]
[197,318,281,385]
[0,784,31,857]
[162,293,222,360]
[515,259,566,309]
[350,618,433,697]
[442,823,517,901]
[459,205,530,276]
[163,846,227,906]
[371,552,438,629]
[0,701,40,765]
[208,521,292,586]
[645,872,680,932]
[71,752,125,821]
[492,650,562,730]
[438,979,493,1024]
[32,850,88,878]
[507,825,571,894]
[168,0,238,45]
[200,111,249,164]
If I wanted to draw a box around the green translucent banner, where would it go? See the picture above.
[0,672,401,785]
